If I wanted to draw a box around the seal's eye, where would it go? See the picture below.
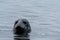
[15,20,18,25]
[23,21,27,24]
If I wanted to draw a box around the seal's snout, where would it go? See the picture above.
[13,18,31,35]
[15,26,21,30]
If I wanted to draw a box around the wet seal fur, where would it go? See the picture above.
[13,18,31,36]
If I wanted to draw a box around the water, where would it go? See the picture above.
[0,0,60,40]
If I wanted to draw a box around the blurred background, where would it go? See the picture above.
[0,0,60,40]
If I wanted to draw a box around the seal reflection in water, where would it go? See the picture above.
[13,19,31,40]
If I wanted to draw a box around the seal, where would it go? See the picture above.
[13,18,31,35]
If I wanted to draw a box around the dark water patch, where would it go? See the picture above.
[20,11,34,13]
[0,26,11,29]
[50,30,60,34]
[23,15,38,18]
[40,23,51,25]
[40,34,60,38]
[20,10,39,14]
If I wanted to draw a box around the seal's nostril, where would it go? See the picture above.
[16,26,20,29]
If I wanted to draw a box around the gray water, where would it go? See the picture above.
[0,0,60,40]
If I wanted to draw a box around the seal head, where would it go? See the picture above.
[13,19,31,35]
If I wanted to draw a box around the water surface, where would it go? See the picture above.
[0,0,60,40]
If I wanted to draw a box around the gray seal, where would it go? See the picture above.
[13,18,31,35]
